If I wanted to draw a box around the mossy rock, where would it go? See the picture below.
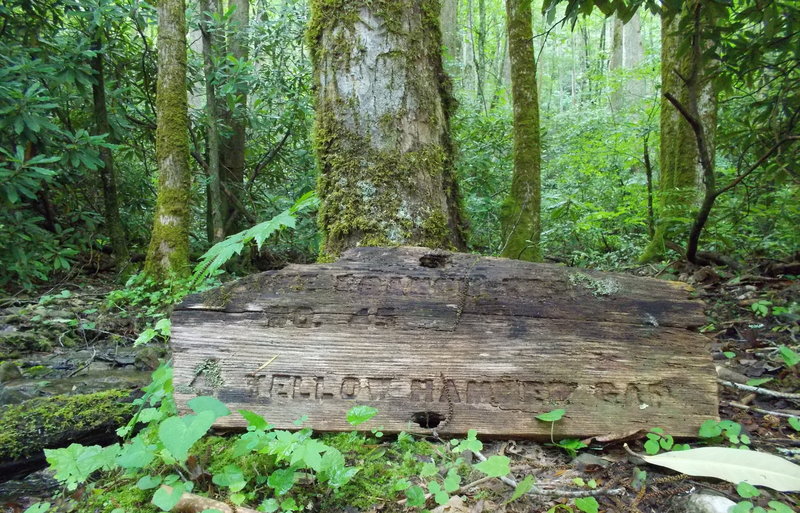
[0,389,136,462]
[0,331,52,353]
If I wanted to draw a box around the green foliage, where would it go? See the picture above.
[643,427,689,455]
[192,191,319,283]
[536,409,566,422]
[345,405,378,426]
[698,419,751,447]
[474,455,511,477]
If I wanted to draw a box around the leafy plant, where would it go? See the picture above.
[643,427,690,455]
[192,191,319,283]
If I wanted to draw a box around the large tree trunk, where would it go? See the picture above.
[640,3,716,263]
[500,0,541,262]
[309,0,467,257]
[220,0,249,236]
[145,0,191,280]
[91,31,130,274]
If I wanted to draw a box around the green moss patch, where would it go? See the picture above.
[0,389,134,460]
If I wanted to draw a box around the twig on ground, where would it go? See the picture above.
[723,400,800,419]
[67,348,97,377]
[718,379,800,400]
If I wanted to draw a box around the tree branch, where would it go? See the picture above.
[714,136,799,197]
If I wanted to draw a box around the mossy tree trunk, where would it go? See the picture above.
[90,29,129,274]
[144,0,191,280]
[309,0,467,257]
[640,2,717,262]
[500,0,541,262]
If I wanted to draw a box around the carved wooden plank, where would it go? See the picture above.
[172,246,717,438]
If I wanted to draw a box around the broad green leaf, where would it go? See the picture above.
[788,417,800,432]
[443,468,461,492]
[267,468,296,495]
[158,411,216,462]
[45,443,120,491]
[319,447,358,488]
[259,499,279,513]
[154,318,171,335]
[239,409,271,431]
[574,497,599,513]
[420,462,438,477]
[346,405,378,426]
[290,438,327,471]
[474,455,511,477]
[767,501,794,513]
[137,475,163,490]
[188,396,230,418]
[778,345,800,367]
[452,429,483,453]
[394,479,412,491]
[731,502,753,513]
[152,484,185,512]
[736,481,761,498]
[698,419,722,438]
[746,378,772,387]
[536,409,565,422]
[405,485,426,507]
[212,464,247,492]
[505,475,535,503]
[117,437,156,469]
[637,447,800,491]
[23,503,50,513]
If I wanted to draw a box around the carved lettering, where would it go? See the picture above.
[466,381,493,404]
[409,379,434,401]
[340,377,360,399]
[270,375,295,398]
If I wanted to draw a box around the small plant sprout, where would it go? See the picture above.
[535,408,565,444]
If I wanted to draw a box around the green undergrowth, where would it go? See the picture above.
[30,365,800,513]
[34,365,490,513]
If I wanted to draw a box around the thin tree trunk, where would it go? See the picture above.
[90,30,130,273]
[144,0,191,280]
[221,0,248,236]
[199,0,224,242]
[440,0,460,64]
[309,0,467,257]
[500,0,541,262]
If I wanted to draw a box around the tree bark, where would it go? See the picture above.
[309,0,467,257]
[500,0,541,262]
[220,0,249,236]
[145,0,191,280]
[440,0,460,64]
[640,2,717,263]
[199,0,224,242]
[91,31,130,274]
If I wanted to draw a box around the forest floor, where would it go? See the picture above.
[0,259,798,513]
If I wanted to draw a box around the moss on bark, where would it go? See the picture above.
[309,0,467,258]
[641,2,717,263]
[500,0,541,262]
[144,0,191,281]
[0,389,134,461]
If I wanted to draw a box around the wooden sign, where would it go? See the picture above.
[171,246,717,438]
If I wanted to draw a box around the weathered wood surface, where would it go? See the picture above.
[172,246,717,437]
